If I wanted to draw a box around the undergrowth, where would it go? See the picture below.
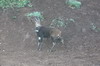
[50,17,75,28]
[0,0,32,9]
[66,0,81,9]
[90,23,100,32]
[25,11,44,22]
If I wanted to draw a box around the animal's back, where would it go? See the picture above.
[50,28,61,37]
[37,26,51,38]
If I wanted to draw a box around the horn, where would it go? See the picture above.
[34,17,40,22]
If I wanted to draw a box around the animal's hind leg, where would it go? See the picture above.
[50,42,56,52]
[61,38,64,44]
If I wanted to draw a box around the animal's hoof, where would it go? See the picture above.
[37,48,41,51]
[38,49,41,51]
[49,49,56,52]
[49,50,53,52]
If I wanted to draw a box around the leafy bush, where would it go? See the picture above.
[50,18,66,28]
[90,23,100,32]
[0,0,31,9]
[66,0,81,8]
[25,11,44,21]
[50,18,75,28]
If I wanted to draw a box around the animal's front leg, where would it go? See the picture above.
[38,42,43,51]
[37,37,43,51]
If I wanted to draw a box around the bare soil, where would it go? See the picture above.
[0,0,100,66]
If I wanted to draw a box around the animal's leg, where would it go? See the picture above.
[37,42,42,50]
[61,38,64,44]
[37,37,43,50]
[50,42,56,52]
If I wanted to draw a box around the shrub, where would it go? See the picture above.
[66,0,81,9]
[25,11,44,21]
[0,0,31,9]
[50,18,66,28]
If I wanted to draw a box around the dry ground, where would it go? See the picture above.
[0,0,100,66]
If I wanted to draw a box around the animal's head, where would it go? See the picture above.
[34,17,41,27]
[50,28,64,44]
[56,36,64,44]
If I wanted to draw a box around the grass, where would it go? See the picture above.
[50,18,75,28]
[0,0,31,9]
[25,11,44,22]
[50,18,66,28]
[66,0,81,9]
[90,23,100,32]
[0,0,32,19]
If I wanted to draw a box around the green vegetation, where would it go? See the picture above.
[66,0,81,9]
[50,18,66,28]
[50,18,75,28]
[25,11,44,21]
[90,23,100,32]
[67,18,75,23]
[0,0,31,9]
[12,16,17,19]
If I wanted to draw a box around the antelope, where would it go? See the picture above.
[34,17,64,52]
